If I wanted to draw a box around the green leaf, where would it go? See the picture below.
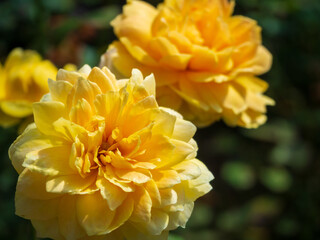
[260,167,292,192]
[242,120,296,144]
[269,142,310,169]
[41,0,75,13]
[80,45,99,67]
[217,208,248,231]
[275,218,299,236]
[168,234,184,240]
[85,5,121,28]
[221,162,255,190]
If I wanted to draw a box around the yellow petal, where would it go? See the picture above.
[120,107,156,138]
[105,42,145,79]
[196,83,224,114]
[159,188,178,207]
[15,191,60,220]
[184,182,213,202]
[23,145,74,176]
[160,54,192,71]
[106,42,179,86]
[172,159,201,181]
[71,77,102,107]
[213,83,246,114]
[103,165,136,193]
[32,219,64,240]
[187,159,214,187]
[16,168,59,200]
[166,202,194,230]
[189,45,218,71]
[167,31,193,53]
[235,75,269,93]
[1,101,32,118]
[222,108,240,126]
[63,63,77,71]
[96,177,128,211]
[151,108,176,137]
[142,73,156,97]
[245,91,274,113]
[130,186,152,222]
[108,197,134,232]
[171,117,196,142]
[232,46,272,76]
[158,138,196,168]
[5,48,41,69]
[46,174,97,194]
[77,192,115,235]
[48,78,74,104]
[78,64,92,76]
[148,37,180,59]
[56,68,82,84]
[120,37,158,66]
[87,67,116,93]
[175,79,209,110]
[52,118,88,142]
[186,71,229,83]
[252,46,273,75]
[32,60,57,91]
[94,92,123,136]
[153,170,181,189]
[112,0,157,45]
[115,168,151,184]
[134,209,169,235]
[58,195,87,240]
[232,42,258,67]
[9,125,66,174]
[156,86,183,110]
[69,98,94,126]
[134,134,175,165]
[229,16,260,45]
[33,101,66,136]
[144,179,161,207]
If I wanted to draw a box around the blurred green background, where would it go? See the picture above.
[0,0,319,239]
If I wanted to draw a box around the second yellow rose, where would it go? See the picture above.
[102,0,275,128]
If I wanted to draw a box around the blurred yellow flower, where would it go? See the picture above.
[0,48,58,127]
[9,66,213,240]
[102,0,275,128]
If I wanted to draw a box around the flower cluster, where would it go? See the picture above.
[6,1,277,239]
[10,66,213,240]
[102,0,274,128]
[0,48,58,127]
[0,48,75,128]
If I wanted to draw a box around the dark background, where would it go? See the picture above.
[0,0,319,239]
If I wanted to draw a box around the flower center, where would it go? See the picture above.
[96,127,123,167]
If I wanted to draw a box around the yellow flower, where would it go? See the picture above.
[101,0,275,128]
[9,66,213,240]
[0,48,58,127]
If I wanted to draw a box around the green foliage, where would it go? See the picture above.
[168,234,184,240]
[221,161,255,190]
[260,167,292,193]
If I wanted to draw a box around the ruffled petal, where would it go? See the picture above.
[77,192,116,236]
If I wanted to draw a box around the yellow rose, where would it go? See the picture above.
[0,48,58,127]
[101,0,275,128]
[9,65,213,240]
